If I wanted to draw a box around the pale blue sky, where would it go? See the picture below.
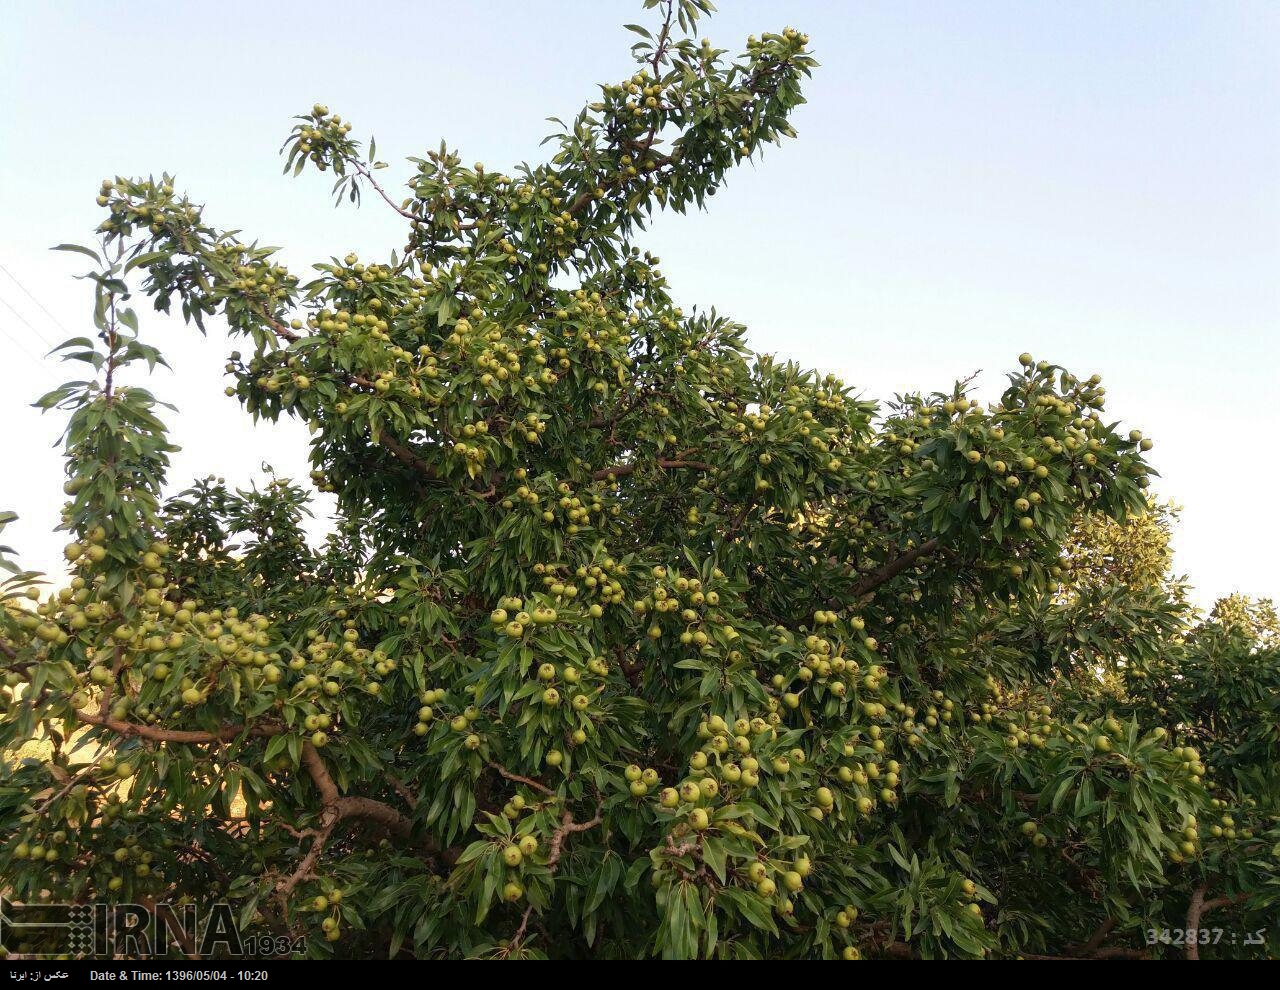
[2,1,1277,606]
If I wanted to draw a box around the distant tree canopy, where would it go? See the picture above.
[1,1,1276,961]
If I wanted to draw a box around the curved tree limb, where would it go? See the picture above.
[277,744,418,905]
[376,430,440,480]
[34,753,106,814]
[350,158,423,224]
[387,773,418,811]
[1072,916,1118,955]
[299,740,340,804]
[1186,886,1248,960]
[546,803,604,870]
[76,710,282,744]
[592,458,712,482]
[75,713,414,839]
[849,537,941,598]
[508,800,604,954]
[489,761,555,797]
[73,718,420,920]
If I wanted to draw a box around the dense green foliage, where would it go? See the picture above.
[2,1,1276,960]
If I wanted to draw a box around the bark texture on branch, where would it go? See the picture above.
[850,537,941,598]
[1185,886,1247,960]
[77,710,282,744]
[592,458,712,482]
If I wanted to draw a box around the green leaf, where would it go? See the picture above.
[125,250,170,273]
[51,243,100,262]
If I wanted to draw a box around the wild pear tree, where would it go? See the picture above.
[2,1,1276,960]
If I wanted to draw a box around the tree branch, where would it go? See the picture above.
[1186,886,1248,960]
[729,496,757,535]
[651,0,675,77]
[507,904,536,955]
[276,744,422,907]
[34,753,106,814]
[592,458,711,482]
[849,537,941,598]
[507,801,603,953]
[387,773,418,811]
[260,310,300,343]
[300,742,415,835]
[276,822,330,900]
[587,387,652,430]
[75,710,282,744]
[300,740,340,805]
[333,796,413,836]
[351,159,422,224]
[489,762,555,797]
[137,896,199,958]
[546,803,604,870]
[376,430,439,480]
[77,715,412,838]
[1073,916,1118,955]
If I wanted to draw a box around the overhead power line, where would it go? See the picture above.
[0,291,59,353]
[0,321,59,386]
[0,260,73,342]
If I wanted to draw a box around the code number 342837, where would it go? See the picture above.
[1145,928,1267,947]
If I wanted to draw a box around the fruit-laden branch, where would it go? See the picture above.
[34,753,107,814]
[626,0,679,174]
[376,428,499,501]
[253,310,446,489]
[488,761,555,797]
[849,537,941,598]
[592,458,712,482]
[350,158,424,224]
[75,711,414,839]
[509,801,604,954]
[260,311,300,344]
[249,307,443,487]
[76,710,283,744]
[376,430,441,481]
[277,743,416,903]
[546,804,604,870]
[562,0,797,227]
[1185,887,1248,960]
